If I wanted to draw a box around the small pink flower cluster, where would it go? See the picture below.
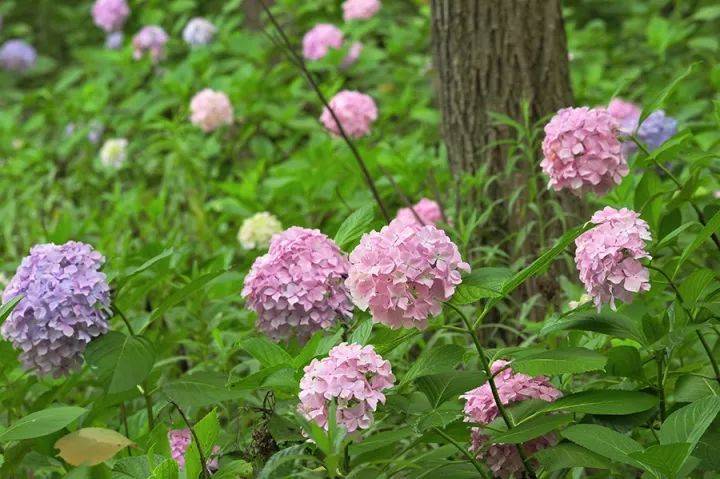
[242,227,353,340]
[395,198,443,226]
[541,106,628,196]
[302,24,361,66]
[168,429,220,472]
[346,219,469,329]
[189,89,234,133]
[132,25,168,63]
[575,207,652,310]
[342,0,381,21]
[607,98,640,136]
[298,342,395,432]
[91,0,130,33]
[320,90,378,138]
[461,360,562,478]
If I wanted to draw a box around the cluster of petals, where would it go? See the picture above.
[91,0,130,33]
[395,198,443,226]
[320,90,378,138]
[0,39,37,72]
[99,138,128,169]
[302,24,344,60]
[461,360,562,478]
[237,212,283,250]
[189,89,234,133]
[342,0,381,21]
[346,219,469,329]
[607,98,640,135]
[575,207,652,310]
[242,227,353,340]
[1,241,110,377]
[298,342,394,432]
[183,17,217,47]
[638,110,677,151]
[168,429,220,472]
[105,31,124,50]
[132,25,168,63]
[541,106,628,196]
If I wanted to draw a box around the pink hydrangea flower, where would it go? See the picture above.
[395,198,443,226]
[320,90,378,138]
[302,24,344,60]
[575,207,652,310]
[461,360,562,479]
[92,0,130,33]
[541,107,628,196]
[298,342,395,433]
[607,98,640,136]
[132,25,168,63]
[346,219,469,329]
[189,89,234,133]
[168,429,220,472]
[242,227,353,340]
[342,41,363,67]
[343,0,381,21]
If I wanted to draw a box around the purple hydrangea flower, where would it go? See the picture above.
[105,31,124,50]
[182,17,217,46]
[1,242,111,377]
[0,39,37,72]
[91,0,130,33]
[638,110,677,151]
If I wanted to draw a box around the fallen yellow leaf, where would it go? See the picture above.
[54,427,134,466]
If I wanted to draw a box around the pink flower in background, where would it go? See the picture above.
[575,206,652,310]
[189,89,234,133]
[320,90,378,138]
[342,0,381,21]
[346,219,469,329]
[168,429,220,472]
[132,25,168,63]
[395,198,443,226]
[541,106,628,196]
[92,0,130,33]
[607,98,641,135]
[461,360,562,478]
[302,24,344,60]
[242,227,353,340]
[298,342,395,432]
[342,41,363,67]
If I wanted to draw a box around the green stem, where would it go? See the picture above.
[431,427,491,479]
[445,303,538,479]
[112,305,135,336]
[142,381,155,431]
[656,353,666,422]
[696,332,720,387]
[171,400,210,479]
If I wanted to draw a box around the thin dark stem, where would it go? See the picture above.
[376,163,425,225]
[171,400,210,479]
[120,402,132,457]
[432,427,491,479]
[258,0,390,222]
[142,380,155,430]
[696,332,720,387]
[656,353,666,422]
[112,305,135,336]
[445,302,538,479]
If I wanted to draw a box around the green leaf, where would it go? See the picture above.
[115,249,174,287]
[184,409,220,479]
[540,311,646,343]
[673,375,720,402]
[542,390,658,416]
[490,414,572,444]
[415,371,484,408]
[401,344,464,385]
[0,295,23,325]
[674,208,720,277]
[214,460,253,479]
[163,372,243,408]
[85,331,156,394]
[510,347,606,376]
[257,445,311,479]
[606,346,642,377]
[533,443,611,472]
[149,270,225,325]
[149,459,179,479]
[659,396,720,447]
[677,269,715,309]
[561,424,643,467]
[349,318,373,345]
[333,205,374,250]
[451,268,512,305]
[0,406,86,442]
[640,63,696,124]
[240,337,292,368]
[629,443,692,479]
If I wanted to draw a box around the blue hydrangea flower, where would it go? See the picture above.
[0,39,37,72]
[638,110,677,151]
[1,242,111,377]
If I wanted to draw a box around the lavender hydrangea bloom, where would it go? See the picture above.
[182,17,217,46]
[638,110,677,151]
[1,242,111,377]
[105,31,124,50]
[0,39,37,72]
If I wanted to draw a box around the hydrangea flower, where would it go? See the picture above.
[342,42,363,67]
[237,212,283,250]
[461,360,562,478]
[343,0,381,21]
[168,429,220,472]
[298,342,395,432]
[242,227,353,340]
[395,198,443,226]
[91,0,130,33]
[132,25,168,63]
[189,89,234,133]
[575,207,652,310]
[88,121,105,145]
[1,242,111,377]
[638,110,677,151]
[541,107,628,196]
[105,31,124,50]
[99,138,128,169]
[183,17,217,46]
[302,24,344,60]
[346,219,469,329]
[320,90,378,138]
[607,98,640,136]
[0,39,37,72]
